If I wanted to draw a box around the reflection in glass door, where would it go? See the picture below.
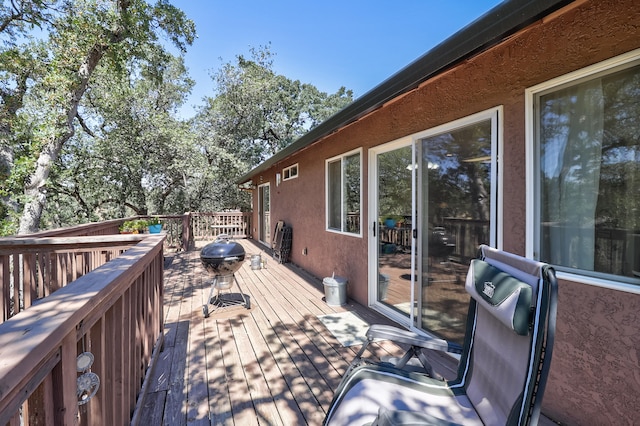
[418,116,495,344]
[375,145,414,318]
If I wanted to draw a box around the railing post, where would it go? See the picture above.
[53,333,79,425]
[182,213,192,251]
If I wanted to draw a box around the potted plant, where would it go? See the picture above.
[147,216,162,234]
[120,220,147,234]
[383,216,397,228]
[382,215,406,228]
[133,219,148,233]
[119,221,135,234]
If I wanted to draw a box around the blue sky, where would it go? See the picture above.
[169,1,504,118]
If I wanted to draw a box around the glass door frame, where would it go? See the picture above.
[368,136,417,328]
[368,107,503,334]
[258,182,271,246]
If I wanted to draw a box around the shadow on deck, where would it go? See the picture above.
[134,239,554,425]
[132,239,420,425]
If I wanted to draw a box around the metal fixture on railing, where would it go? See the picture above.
[76,337,100,405]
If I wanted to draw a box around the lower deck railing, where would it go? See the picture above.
[0,234,164,425]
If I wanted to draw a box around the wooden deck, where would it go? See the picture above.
[132,238,433,425]
[133,238,554,426]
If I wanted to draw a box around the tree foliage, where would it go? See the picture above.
[1,0,195,233]
[0,0,58,40]
[0,5,354,234]
[43,53,196,227]
[200,46,353,167]
[192,45,354,211]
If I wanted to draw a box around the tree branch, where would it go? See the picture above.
[75,112,96,137]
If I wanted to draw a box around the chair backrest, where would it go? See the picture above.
[455,245,557,426]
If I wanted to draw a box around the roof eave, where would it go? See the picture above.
[237,0,573,184]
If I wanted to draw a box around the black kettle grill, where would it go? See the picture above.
[200,235,250,317]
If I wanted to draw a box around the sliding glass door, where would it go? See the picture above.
[258,183,271,245]
[417,115,496,342]
[370,110,499,342]
[373,144,415,319]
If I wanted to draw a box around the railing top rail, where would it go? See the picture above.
[11,219,124,238]
[0,234,164,416]
[0,234,147,254]
[192,211,250,216]
[0,234,145,245]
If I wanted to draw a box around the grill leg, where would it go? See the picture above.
[203,276,219,318]
[233,275,250,309]
[202,274,250,316]
[207,277,218,305]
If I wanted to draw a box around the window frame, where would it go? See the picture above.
[282,163,298,181]
[325,148,363,237]
[525,48,640,293]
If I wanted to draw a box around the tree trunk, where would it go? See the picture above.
[18,139,64,233]
[17,29,126,234]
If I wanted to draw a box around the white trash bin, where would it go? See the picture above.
[323,275,347,306]
[250,254,262,270]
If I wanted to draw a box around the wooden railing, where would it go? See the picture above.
[8,211,251,254]
[13,219,124,238]
[16,217,185,251]
[0,211,250,424]
[0,235,144,322]
[378,219,489,264]
[442,218,490,263]
[0,234,164,425]
[189,211,251,242]
[542,224,640,278]
[118,212,251,251]
[379,225,412,250]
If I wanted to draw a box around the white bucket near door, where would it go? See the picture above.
[323,275,347,306]
[250,254,262,270]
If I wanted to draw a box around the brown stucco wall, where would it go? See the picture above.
[247,0,640,424]
[548,280,640,425]
[252,137,372,302]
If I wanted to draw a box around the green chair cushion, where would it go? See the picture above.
[467,259,532,335]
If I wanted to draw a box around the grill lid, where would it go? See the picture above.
[200,238,246,261]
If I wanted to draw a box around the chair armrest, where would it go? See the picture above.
[366,324,462,354]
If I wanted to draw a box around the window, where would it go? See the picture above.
[531,53,640,284]
[326,149,361,235]
[283,164,298,180]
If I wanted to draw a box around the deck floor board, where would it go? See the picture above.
[138,239,553,425]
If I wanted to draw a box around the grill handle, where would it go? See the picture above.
[223,256,240,262]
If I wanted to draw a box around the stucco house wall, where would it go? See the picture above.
[244,1,640,424]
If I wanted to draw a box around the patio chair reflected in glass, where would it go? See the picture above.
[324,245,558,426]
